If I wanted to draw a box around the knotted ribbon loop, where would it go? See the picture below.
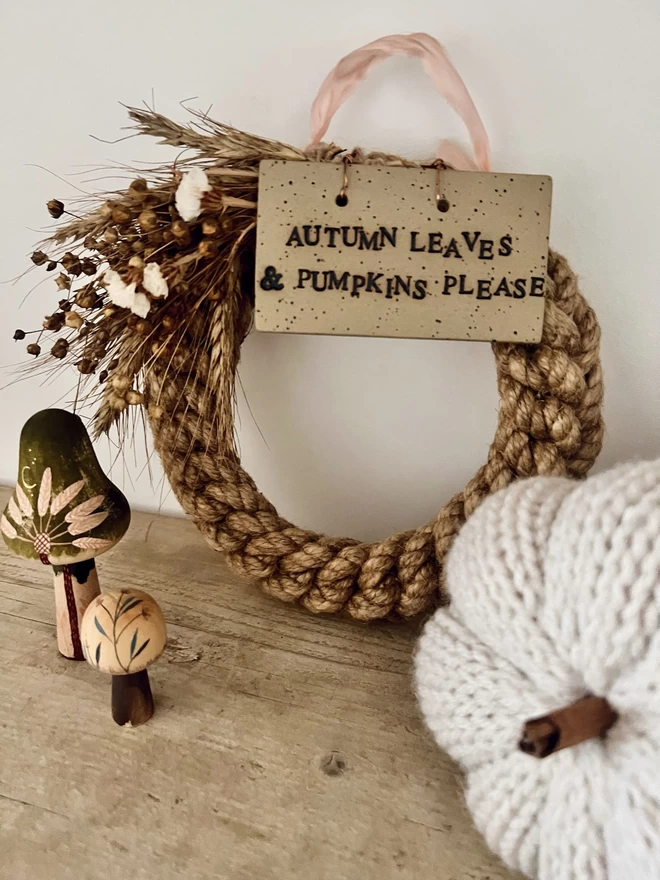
[309,32,491,172]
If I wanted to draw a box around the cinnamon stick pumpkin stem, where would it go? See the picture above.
[519,695,618,758]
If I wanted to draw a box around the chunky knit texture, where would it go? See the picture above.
[415,459,660,880]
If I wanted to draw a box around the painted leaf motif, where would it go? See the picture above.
[117,592,134,613]
[130,629,138,657]
[66,495,105,522]
[67,511,109,536]
[131,638,151,662]
[94,616,107,637]
[15,483,32,517]
[95,643,101,666]
[0,515,17,540]
[50,480,85,516]
[119,598,142,617]
[7,496,23,525]
[71,537,113,551]
[37,467,52,517]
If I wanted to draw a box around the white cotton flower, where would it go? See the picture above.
[175,167,212,222]
[142,263,168,299]
[104,270,137,310]
[131,292,151,319]
[104,268,153,317]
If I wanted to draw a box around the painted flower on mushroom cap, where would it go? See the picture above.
[0,468,113,562]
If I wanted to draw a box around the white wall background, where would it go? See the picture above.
[1,0,659,542]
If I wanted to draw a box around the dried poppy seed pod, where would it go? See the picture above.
[50,339,69,360]
[170,220,190,243]
[47,199,64,219]
[128,178,149,200]
[104,228,119,245]
[111,204,132,225]
[55,274,71,291]
[46,261,58,272]
[111,375,131,392]
[13,329,26,341]
[64,311,84,330]
[26,342,41,356]
[201,217,219,236]
[126,390,144,406]
[138,209,159,232]
[75,289,100,309]
[81,589,166,726]
[60,252,78,271]
[77,359,95,375]
[1,409,130,660]
[198,240,219,259]
[31,250,48,266]
[43,313,65,332]
[81,258,97,276]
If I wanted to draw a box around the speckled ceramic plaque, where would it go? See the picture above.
[255,160,551,342]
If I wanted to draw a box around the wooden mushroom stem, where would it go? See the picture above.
[519,695,618,758]
[111,670,154,727]
[51,560,100,660]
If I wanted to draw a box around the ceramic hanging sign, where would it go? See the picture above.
[255,160,552,343]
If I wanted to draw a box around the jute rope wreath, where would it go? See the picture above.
[23,34,603,621]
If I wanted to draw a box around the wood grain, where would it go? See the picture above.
[0,486,520,880]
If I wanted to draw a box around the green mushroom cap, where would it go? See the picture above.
[1,409,130,564]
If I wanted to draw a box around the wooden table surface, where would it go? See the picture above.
[0,486,519,880]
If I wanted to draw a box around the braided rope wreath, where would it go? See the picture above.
[29,36,604,623]
[145,242,603,622]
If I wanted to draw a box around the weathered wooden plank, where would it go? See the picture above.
[0,486,519,880]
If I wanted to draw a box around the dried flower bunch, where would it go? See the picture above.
[17,106,313,449]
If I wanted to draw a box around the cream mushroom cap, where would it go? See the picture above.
[81,588,167,675]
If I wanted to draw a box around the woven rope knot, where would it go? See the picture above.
[145,158,603,622]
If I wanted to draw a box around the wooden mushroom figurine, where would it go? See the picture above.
[0,409,130,660]
[81,588,167,726]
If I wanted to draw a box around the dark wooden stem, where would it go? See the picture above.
[111,670,154,726]
[62,564,84,661]
[519,696,618,758]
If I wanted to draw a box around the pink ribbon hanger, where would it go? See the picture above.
[309,32,491,172]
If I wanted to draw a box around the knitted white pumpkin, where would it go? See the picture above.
[415,460,660,880]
